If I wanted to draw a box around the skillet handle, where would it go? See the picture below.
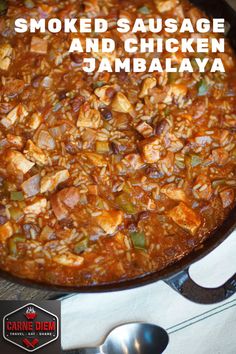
[165,269,236,304]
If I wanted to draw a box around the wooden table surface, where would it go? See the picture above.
[228,0,236,10]
[0,277,69,300]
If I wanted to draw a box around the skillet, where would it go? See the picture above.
[0,0,236,304]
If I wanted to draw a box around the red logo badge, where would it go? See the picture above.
[25,306,37,320]
[3,303,59,352]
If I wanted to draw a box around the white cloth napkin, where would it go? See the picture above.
[61,231,236,353]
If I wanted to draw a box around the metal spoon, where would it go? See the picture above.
[65,323,169,354]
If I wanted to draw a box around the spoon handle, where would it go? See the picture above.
[64,347,102,354]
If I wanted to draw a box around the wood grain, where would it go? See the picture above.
[0,278,66,300]
[227,0,236,11]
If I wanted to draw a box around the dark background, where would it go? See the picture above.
[0,301,61,354]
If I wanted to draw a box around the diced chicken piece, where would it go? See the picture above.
[188,7,203,25]
[0,43,12,70]
[37,130,55,150]
[21,174,40,197]
[0,57,11,71]
[0,222,13,242]
[88,185,98,195]
[94,85,116,105]
[212,148,229,166]
[155,0,177,13]
[27,112,42,130]
[136,122,153,137]
[24,140,48,166]
[164,84,187,105]
[4,79,25,97]
[96,210,124,234]
[139,77,157,98]
[59,187,80,208]
[171,83,187,100]
[30,36,48,54]
[85,152,107,167]
[7,150,35,174]
[161,184,187,202]
[193,175,212,201]
[7,134,24,149]
[220,189,234,208]
[158,151,174,176]
[123,154,145,170]
[1,103,28,129]
[165,133,184,153]
[24,198,47,215]
[51,193,69,220]
[171,53,183,65]
[112,92,133,113]
[139,136,162,163]
[174,4,185,20]
[0,44,12,59]
[51,187,80,220]
[218,53,234,70]
[77,106,101,128]
[53,253,84,267]
[168,202,201,235]
[39,225,55,242]
[40,170,70,193]
[39,4,54,14]
[84,0,100,14]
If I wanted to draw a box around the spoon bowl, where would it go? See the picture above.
[102,323,169,354]
[66,323,169,354]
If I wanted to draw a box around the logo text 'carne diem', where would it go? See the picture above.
[3,303,59,352]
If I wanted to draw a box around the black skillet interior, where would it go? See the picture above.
[191,0,236,49]
[0,0,236,303]
[166,0,236,304]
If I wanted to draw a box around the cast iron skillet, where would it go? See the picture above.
[0,0,236,304]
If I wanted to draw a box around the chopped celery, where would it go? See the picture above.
[232,148,236,158]
[212,179,226,188]
[190,154,203,167]
[164,107,170,117]
[8,234,25,257]
[198,79,208,96]
[9,207,24,221]
[130,232,146,250]
[138,6,150,14]
[0,0,8,15]
[122,183,133,194]
[2,181,12,194]
[116,193,136,214]
[96,197,106,209]
[74,238,88,254]
[40,225,55,241]
[10,191,24,201]
[190,58,199,71]
[168,72,179,84]
[52,101,62,112]
[24,0,35,9]
[93,81,105,89]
